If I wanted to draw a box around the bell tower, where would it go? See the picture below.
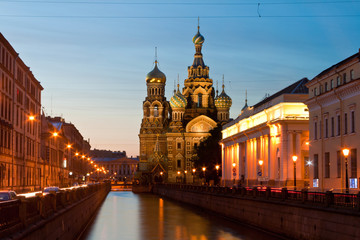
[139,50,170,171]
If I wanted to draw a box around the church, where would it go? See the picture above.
[139,24,232,183]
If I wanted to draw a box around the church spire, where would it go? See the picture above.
[192,18,205,68]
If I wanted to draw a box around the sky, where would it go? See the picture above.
[1,0,360,157]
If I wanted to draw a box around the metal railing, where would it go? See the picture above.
[156,183,360,211]
[0,183,110,238]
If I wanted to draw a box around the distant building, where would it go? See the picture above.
[305,49,360,192]
[139,24,232,183]
[41,116,91,187]
[92,156,139,181]
[0,33,43,192]
[221,78,309,188]
[91,149,126,159]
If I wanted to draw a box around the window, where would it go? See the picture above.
[325,82,328,92]
[337,115,341,136]
[194,143,198,149]
[325,118,328,138]
[337,151,341,178]
[344,113,348,134]
[314,87,318,96]
[337,76,341,86]
[351,149,357,178]
[351,111,355,133]
[350,70,354,81]
[197,93,202,107]
[314,122,318,140]
[154,106,159,117]
[331,117,334,137]
[314,154,319,179]
[325,152,330,178]
[177,142,181,149]
[177,160,181,168]
[319,120,322,139]
[343,73,347,84]
[330,79,334,89]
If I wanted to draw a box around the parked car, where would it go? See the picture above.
[42,187,60,195]
[0,191,17,201]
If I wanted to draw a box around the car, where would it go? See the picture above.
[0,191,17,201]
[42,187,60,195]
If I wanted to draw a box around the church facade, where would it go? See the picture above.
[139,25,232,182]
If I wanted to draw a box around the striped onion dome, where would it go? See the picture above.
[215,88,232,109]
[192,29,205,45]
[170,89,187,109]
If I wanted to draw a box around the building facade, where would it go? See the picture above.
[41,116,91,187]
[305,49,360,192]
[139,25,232,182]
[92,156,139,182]
[221,79,309,188]
[0,33,43,192]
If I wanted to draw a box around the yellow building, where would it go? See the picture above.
[305,49,360,193]
[139,24,232,182]
[221,79,309,188]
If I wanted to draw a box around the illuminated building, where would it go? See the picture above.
[139,24,232,182]
[92,156,139,181]
[221,78,309,188]
[305,49,360,192]
[0,33,43,192]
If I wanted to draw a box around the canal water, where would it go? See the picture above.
[81,191,281,240]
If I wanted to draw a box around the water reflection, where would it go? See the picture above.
[82,191,279,240]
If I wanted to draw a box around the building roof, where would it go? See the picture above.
[313,50,360,80]
[223,78,309,129]
[252,77,309,109]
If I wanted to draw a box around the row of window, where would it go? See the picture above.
[314,111,355,140]
[313,149,357,179]
[0,44,14,74]
[313,69,355,97]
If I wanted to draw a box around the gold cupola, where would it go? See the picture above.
[146,60,166,84]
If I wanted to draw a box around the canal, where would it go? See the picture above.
[81,191,282,240]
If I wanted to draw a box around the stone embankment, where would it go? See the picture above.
[0,183,110,240]
[154,184,360,240]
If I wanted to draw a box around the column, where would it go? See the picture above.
[288,131,294,180]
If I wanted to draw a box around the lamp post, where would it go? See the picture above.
[232,162,236,185]
[192,168,196,183]
[28,115,37,190]
[292,155,298,190]
[202,167,206,184]
[215,165,220,185]
[258,160,263,187]
[342,148,350,193]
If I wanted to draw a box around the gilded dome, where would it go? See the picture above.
[215,89,232,109]
[192,30,205,45]
[146,61,166,83]
[170,90,187,108]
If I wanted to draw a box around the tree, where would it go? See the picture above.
[192,124,222,184]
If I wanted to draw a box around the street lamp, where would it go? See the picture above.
[258,160,263,186]
[202,167,206,183]
[192,168,196,183]
[292,155,298,190]
[342,148,350,193]
[232,163,236,185]
[184,170,187,184]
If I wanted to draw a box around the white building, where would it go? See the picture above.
[221,78,309,188]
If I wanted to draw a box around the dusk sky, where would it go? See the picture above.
[1,0,360,157]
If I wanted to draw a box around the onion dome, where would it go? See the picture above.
[215,85,232,109]
[170,87,187,108]
[192,29,205,45]
[146,61,166,83]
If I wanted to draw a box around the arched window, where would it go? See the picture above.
[154,106,159,117]
[197,93,202,107]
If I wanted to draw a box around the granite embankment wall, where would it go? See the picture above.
[154,184,360,240]
[0,183,110,240]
